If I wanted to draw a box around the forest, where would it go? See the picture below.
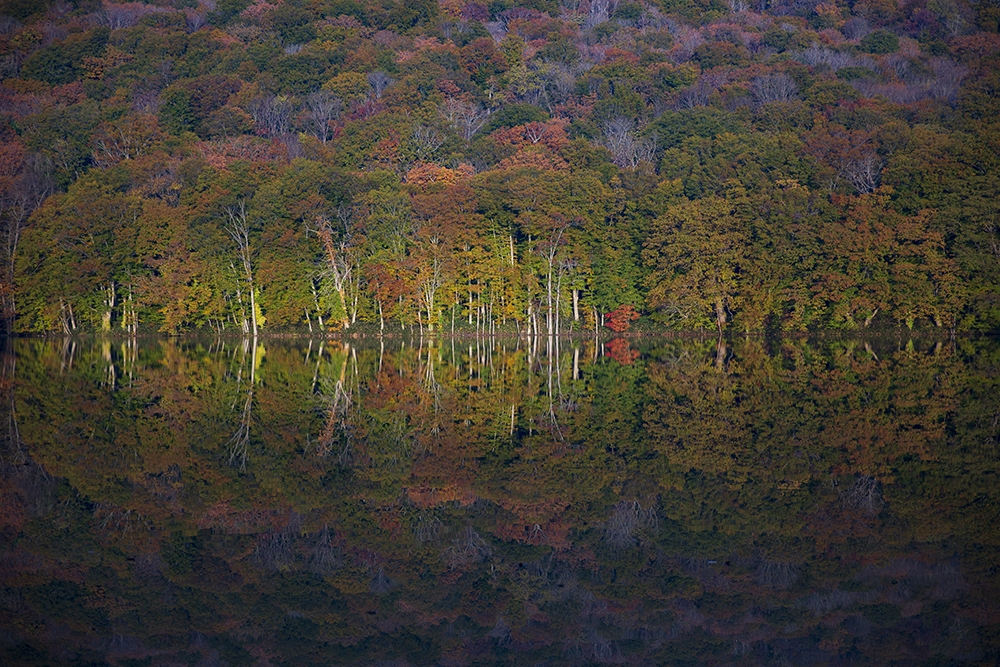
[0,0,999,335]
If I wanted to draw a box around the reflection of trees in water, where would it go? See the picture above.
[308,524,342,575]
[1,343,57,528]
[93,502,154,542]
[5,336,999,666]
[250,517,347,577]
[856,558,969,601]
[224,339,260,472]
[226,390,254,472]
[753,558,801,590]
[603,498,658,550]
[444,525,492,569]
[412,511,443,545]
[841,474,885,516]
[253,531,295,571]
[801,589,880,616]
[369,564,394,595]
[487,616,511,645]
[315,341,355,459]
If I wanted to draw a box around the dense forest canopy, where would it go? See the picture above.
[0,0,998,335]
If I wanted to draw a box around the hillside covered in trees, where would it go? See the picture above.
[1,0,999,335]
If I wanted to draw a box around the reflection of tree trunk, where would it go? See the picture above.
[546,345,564,443]
[227,340,258,471]
[1,340,24,463]
[102,339,117,388]
[227,389,253,472]
[715,337,727,372]
[842,474,884,516]
[60,337,76,372]
[318,343,353,458]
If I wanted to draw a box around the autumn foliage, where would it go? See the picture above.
[1,0,998,335]
[605,304,640,333]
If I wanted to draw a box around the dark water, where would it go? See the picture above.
[2,335,999,666]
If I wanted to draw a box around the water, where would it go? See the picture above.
[2,335,998,666]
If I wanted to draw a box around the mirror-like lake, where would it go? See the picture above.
[2,335,999,666]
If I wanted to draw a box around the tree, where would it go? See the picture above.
[302,91,343,144]
[601,117,657,170]
[439,97,493,141]
[225,201,260,338]
[605,304,640,333]
[314,212,360,330]
[0,145,53,332]
[860,30,900,54]
[643,191,748,332]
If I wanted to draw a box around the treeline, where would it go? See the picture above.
[1,0,999,334]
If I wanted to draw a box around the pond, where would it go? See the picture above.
[2,335,999,666]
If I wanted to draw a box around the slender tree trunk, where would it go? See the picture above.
[226,201,258,338]
[546,261,553,336]
[102,282,115,332]
[249,287,259,338]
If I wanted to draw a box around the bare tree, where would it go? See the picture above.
[928,58,967,103]
[750,73,799,106]
[225,201,258,338]
[366,70,395,99]
[843,17,871,40]
[844,151,883,195]
[418,254,445,333]
[534,218,574,337]
[439,97,493,140]
[676,72,727,109]
[794,46,853,70]
[842,474,885,516]
[313,214,360,330]
[444,526,492,569]
[411,123,446,160]
[303,91,342,143]
[246,95,293,137]
[601,117,657,169]
[184,7,207,33]
[585,0,614,29]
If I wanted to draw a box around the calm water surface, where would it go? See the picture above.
[2,335,999,666]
